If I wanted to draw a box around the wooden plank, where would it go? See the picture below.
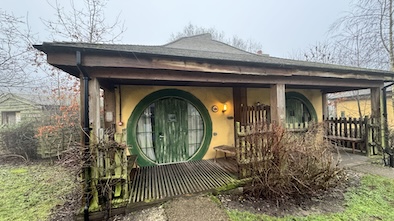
[193,161,224,187]
[88,77,101,142]
[322,93,328,119]
[172,163,192,194]
[180,163,204,192]
[189,161,213,190]
[157,164,170,199]
[47,52,392,82]
[270,84,286,126]
[371,87,381,118]
[88,67,385,89]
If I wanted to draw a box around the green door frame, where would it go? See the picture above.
[127,89,212,166]
[285,92,318,122]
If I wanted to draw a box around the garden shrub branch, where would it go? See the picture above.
[243,123,344,202]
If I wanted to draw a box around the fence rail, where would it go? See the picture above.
[324,117,380,154]
[239,105,270,126]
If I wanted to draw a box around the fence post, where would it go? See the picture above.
[366,117,372,156]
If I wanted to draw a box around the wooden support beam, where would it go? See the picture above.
[322,93,328,119]
[104,88,116,131]
[233,87,247,123]
[371,87,381,119]
[89,68,384,89]
[270,84,286,126]
[47,52,394,82]
[89,77,101,142]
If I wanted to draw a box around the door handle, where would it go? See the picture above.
[159,133,164,138]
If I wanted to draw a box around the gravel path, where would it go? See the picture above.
[114,195,229,221]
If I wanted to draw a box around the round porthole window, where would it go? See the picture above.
[127,89,212,166]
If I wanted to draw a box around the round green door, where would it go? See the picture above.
[128,89,212,166]
[285,92,317,125]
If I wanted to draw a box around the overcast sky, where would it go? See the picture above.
[3,0,351,58]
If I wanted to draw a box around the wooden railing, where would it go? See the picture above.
[239,105,270,126]
[235,121,274,178]
[324,117,381,155]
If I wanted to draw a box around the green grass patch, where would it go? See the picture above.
[227,174,394,221]
[0,162,77,221]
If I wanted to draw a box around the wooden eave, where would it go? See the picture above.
[35,44,393,93]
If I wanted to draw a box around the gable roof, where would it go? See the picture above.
[34,34,394,77]
[0,93,58,106]
[164,33,253,55]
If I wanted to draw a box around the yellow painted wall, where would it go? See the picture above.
[335,97,394,129]
[116,86,323,161]
[247,88,323,122]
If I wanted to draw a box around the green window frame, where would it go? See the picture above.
[285,92,318,122]
[127,89,212,166]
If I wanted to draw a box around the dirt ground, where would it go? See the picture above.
[113,170,360,221]
[49,149,394,221]
[112,150,394,221]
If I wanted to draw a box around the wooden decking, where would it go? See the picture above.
[128,159,237,203]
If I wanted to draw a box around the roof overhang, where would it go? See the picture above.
[33,42,394,93]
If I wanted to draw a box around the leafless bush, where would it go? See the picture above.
[0,122,38,160]
[244,123,344,201]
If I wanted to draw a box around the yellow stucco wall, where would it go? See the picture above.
[116,86,323,161]
[335,97,394,128]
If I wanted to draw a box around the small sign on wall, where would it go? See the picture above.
[105,111,114,122]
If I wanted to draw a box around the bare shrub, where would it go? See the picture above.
[244,123,343,201]
[0,122,38,160]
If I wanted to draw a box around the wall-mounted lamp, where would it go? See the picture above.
[118,121,124,126]
[222,103,227,113]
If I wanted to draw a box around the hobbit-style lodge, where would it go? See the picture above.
[34,34,394,218]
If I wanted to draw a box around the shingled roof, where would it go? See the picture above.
[35,34,394,77]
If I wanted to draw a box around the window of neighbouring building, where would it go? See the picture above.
[1,111,20,125]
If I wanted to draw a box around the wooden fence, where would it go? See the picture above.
[324,117,381,155]
[239,105,270,126]
[235,121,275,178]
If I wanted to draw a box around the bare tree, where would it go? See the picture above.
[294,41,336,64]
[0,10,36,94]
[170,23,263,53]
[330,0,393,70]
[42,0,126,43]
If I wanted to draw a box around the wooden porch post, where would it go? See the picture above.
[103,87,116,131]
[89,77,101,142]
[322,93,328,120]
[233,87,247,123]
[370,86,382,155]
[270,84,286,126]
[371,87,381,119]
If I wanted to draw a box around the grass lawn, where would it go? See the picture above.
[0,162,77,221]
[227,174,394,221]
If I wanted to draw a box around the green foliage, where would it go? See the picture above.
[0,163,77,221]
[0,122,38,160]
[227,174,394,221]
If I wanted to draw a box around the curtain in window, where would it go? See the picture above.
[136,107,155,160]
[187,104,204,157]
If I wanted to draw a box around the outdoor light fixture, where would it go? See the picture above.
[222,103,227,113]
[118,121,124,126]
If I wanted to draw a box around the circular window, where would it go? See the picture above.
[127,89,212,166]
[285,92,317,125]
